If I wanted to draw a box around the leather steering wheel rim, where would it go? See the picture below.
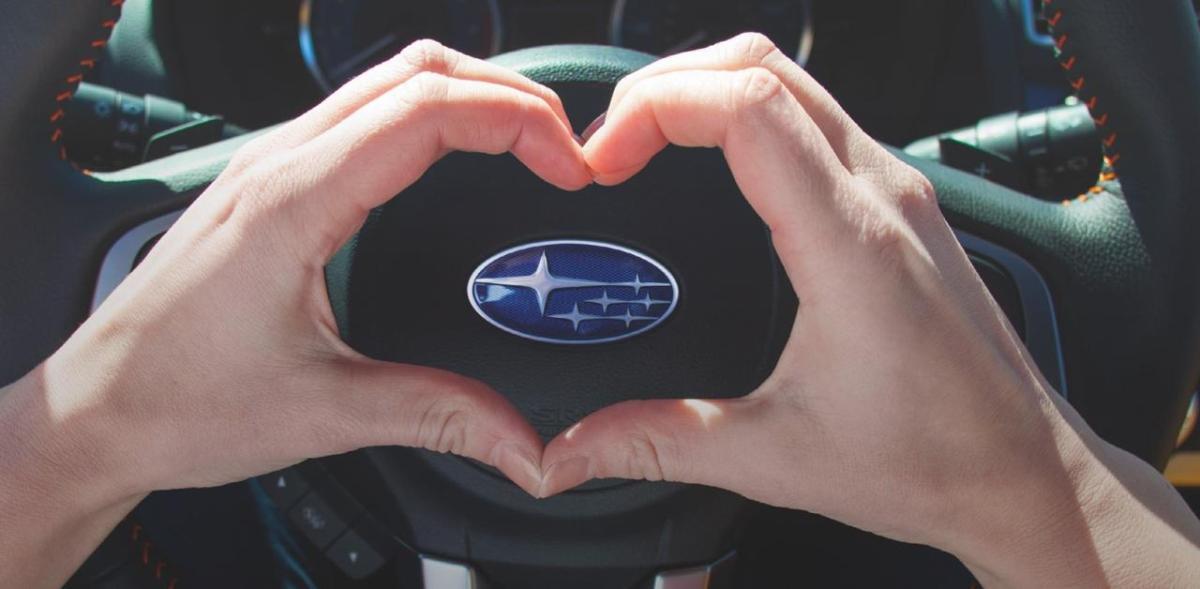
[2,0,1200,584]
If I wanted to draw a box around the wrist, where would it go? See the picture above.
[1,357,147,515]
[0,363,148,588]
[939,397,1127,586]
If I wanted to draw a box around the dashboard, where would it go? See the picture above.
[95,0,1072,150]
[299,0,813,93]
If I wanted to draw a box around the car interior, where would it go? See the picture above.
[2,0,1200,587]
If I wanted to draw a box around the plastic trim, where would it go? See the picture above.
[652,551,736,589]
[89,209,182,312]
[955,229,1067,396]
[421,556,486,589]
[1017,0,1056,47]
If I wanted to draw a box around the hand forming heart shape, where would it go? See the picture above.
[7,34,1192,589]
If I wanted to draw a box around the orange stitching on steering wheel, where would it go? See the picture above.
[48,0,126,171]
[124,518,183,589]
[1045,0,1125,206]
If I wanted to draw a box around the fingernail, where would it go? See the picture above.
[580,112,607,143]
[496,445,542,497]
[536,456,591,498]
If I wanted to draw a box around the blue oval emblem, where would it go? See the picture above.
[467,240,679,344]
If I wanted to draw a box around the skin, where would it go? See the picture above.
[540,34,1200,586]
[0,35,1197,587]
[0,40,587,588]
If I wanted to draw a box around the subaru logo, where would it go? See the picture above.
[467,240,679,344]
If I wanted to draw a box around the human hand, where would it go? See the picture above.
[38,40,591,499]
[540,33,1110,579]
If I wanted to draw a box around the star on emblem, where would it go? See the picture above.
[629,292,672,311]
[585,290,622,313]
[616,308,654,328]
[549,303,605,332]
[475,251,610,314]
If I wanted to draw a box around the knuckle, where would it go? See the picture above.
[865,233,904,275]
[863,217,915,272]
[614,413,681,482]
[218,153,292,217]
[728,31,778,62]
[516,91,553,120]
[226,136,270,175]
[735,67,787,111]
[396,70,451,113]
[468,92,543,153]
[536,84,566,115]
[415,396,471,455]
[889,165,938,219]
[624,433,666,481]
[841,179,921,269]
[622,76,658,110]
[399,38,453,73]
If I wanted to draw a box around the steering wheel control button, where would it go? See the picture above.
[287,485,363,550]
[259,469,310,510]
[325,522,390,580]
[938,139,1026,192]
[258,460,328,510]
[903,102,1101,199]
[420,556,486,589]
[467,240,678,344]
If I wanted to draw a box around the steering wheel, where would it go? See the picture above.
[3,0,1199,586]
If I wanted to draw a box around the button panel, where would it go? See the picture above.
[259,461,402,581]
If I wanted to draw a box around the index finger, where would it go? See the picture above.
[266,73,592,260]
[583,68,849,248]
[229,40,573,173]
[606,33,890,175]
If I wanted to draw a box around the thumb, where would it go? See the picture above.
[537,396,766,498]
[322,359,544,496]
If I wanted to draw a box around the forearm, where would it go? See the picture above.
[0,365,145,589]
[953,398,1200,587]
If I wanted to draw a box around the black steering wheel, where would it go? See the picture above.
[3,0,1200,586]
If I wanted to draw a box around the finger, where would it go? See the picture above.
[604,33,889,175]
[319,360,545,496]
[256,73,591,259]
[537,397,766,497]
[582,67,850,261]
[227,40,572,172]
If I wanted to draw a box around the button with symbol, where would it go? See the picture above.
[116,118,141,136]
[257,468,309,510]
[938,138,1026,191]
[287,480,363,550]
[119,99,144,117]
[326,521,390,580]
[92,101,113,119]
[288,491,354,549]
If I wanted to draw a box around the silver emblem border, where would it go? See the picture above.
[466,239,680,345]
